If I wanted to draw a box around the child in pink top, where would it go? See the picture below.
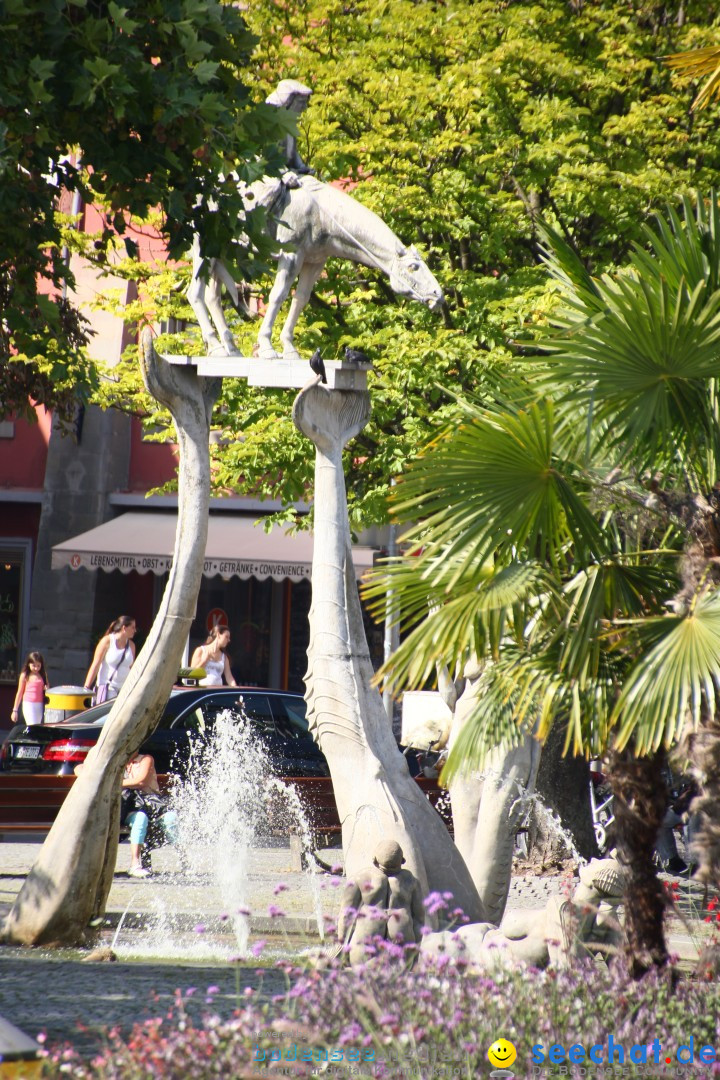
[11,651,49,726]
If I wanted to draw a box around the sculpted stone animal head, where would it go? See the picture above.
[389,245,444,311]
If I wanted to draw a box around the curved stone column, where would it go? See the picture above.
[293,382,485,922]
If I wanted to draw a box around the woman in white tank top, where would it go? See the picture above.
[191,626,237,686]
[84,615,137,699]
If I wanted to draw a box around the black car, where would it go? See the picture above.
[0,687,329,779]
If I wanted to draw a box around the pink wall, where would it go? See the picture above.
[0,409,51,489]
[127,417,178,491]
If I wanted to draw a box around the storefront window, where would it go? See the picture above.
[191,576,274,686]
[0,543,30,684]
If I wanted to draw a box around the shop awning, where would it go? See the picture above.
[51,512,375,583]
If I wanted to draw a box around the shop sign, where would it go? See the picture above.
[64,551,311,581]
[206,608,229,632]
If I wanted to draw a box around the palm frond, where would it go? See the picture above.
[441,646,621,782]
[556,560,675,688]
[613,589,720,754]
[390,400,607,574]
[537,222,604,317]
[364,557,545,627]
[366,561,551,694]
[665,46,720,110]
[633,192,720,298]
[541,234,720,483]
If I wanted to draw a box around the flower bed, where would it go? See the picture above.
[40,954,720,1079]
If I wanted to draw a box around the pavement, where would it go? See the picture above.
[0,839,713,1060]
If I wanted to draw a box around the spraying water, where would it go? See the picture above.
[516,792,585,866]
[113,708,326,960]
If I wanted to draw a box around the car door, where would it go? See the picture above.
[140,693,201,773]
[168,690,277,772]
[195,690,312,776]
[269,694,330,777]
[231,692,287,768]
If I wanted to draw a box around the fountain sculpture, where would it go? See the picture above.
[174,79,627,962]
[336,840,424,964]
[292,382,484,920]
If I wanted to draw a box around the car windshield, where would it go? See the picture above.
[54,702,113,726]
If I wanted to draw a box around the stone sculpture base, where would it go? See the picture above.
[162,354,371,391]
[420,851,627,971]
[293,382,486,923]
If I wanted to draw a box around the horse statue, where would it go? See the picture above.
[186,175,444,360]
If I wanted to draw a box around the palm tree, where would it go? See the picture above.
[666,46,720,111]
[364,191,720,973]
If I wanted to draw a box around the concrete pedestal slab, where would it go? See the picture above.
[161,354,371,391]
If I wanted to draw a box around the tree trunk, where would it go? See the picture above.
[293,383,486,923]
[687,704,720,888]
[534,721,598,861]
[1,330,220,945]
[608,749,669,975]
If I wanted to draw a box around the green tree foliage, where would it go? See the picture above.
[0,0,288,421]
[194,0,720,524]
[85,1,720,525]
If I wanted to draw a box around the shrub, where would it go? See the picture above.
[39,952,720,1079]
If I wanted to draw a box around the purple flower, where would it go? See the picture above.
[185,988,197,997]
[250,940,266,957]
[339,1021,363,1044]
[423,891,449,915]
[383,941,405,959]
[237,906,250,916]
[207,985,220,995]
[273,882,289,895]
[268,904,286,918]
[193,923,206,934]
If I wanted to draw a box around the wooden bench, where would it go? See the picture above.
[0,773,341,837]
[0,775,75,835]
[0,773,445,839]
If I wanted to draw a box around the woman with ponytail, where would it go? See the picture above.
[84,615,137,704]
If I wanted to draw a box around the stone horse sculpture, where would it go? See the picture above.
[187,175,444,360]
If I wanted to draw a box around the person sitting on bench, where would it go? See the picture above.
[121,751,178,878]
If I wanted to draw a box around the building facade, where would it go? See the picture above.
[0,224,383,727]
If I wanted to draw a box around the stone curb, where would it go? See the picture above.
[99,911,324,937]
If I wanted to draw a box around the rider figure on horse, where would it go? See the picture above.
[266,79,314,183]
[253,79,314,214]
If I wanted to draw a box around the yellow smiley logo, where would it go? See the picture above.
[488,1038,517,1069]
